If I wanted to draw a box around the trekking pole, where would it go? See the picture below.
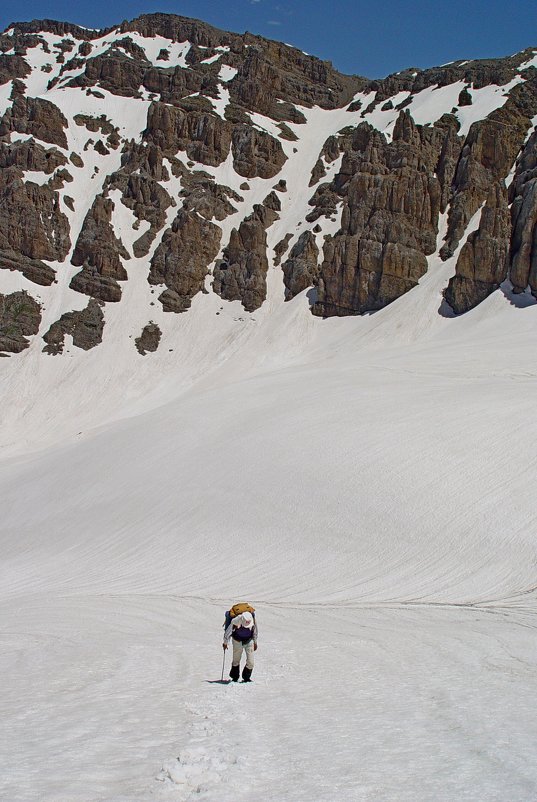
[221,648,226,681]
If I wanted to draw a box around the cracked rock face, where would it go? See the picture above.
[1,12,537,352]
[282,231,320,300]
[0,290,41,353]
[0,94,68,148]
[179,173,242,222]
[444,183,511,313]
[104,142,174,259]
[213,203,276,312]
[311,112,452,316]
[231,125,287,179]
[0,167,70,285]
[42,299,105,354]
[145,103,232,167]
[508,129,537,296]
[70,196,130,303]
[135,322,162,354]
[0,139,67,173]
[440,80,537,311]
[0,53,31,84]
[148,209,222,312]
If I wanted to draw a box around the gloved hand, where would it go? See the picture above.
[222,643,228,650]
[254,642,258,651]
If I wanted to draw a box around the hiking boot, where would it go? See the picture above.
[229,664,240,682]
[242,666,252,682]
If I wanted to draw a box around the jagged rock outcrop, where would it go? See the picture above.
[144,102,232,167]
[0,139,67,173]
[213,204,276,311]
[231,125,287,179]
[0,251,56,286]
[148,209,221,312]
[0,167,70,285]
[311,112,453,316]
[103,142,175,259]
[135,322,161,354]
[0,290,41,354]
[179,173,242,221]
[364,49,537,109]
[64,49,146,97]
[42,299,105,354]
[70,196,130,302]
[458,87,473,107]
[0,94,68,148]
[282,232,320,300]
[40,10,364,120]
[0,53,31,83]
[441,83,537,260]
[439,79,537,311]
[119,13,364,116]
[74,114,121,149]
[262,191,281,213]
[509,129,537,296]
[434,114,463,213]
[274,233,293,266]
[229,39,363,120]
[109,170,173,258]
[444,183,511,313]
[144,68,219,107]
[1,14,537,341]
[309,134,342,187]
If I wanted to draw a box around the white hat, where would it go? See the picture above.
[241,612,254,627]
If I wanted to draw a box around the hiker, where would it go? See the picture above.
[223,611,258,682]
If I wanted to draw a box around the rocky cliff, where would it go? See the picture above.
[0,13,536,355]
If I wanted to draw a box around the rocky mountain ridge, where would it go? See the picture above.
[0,13,536,356]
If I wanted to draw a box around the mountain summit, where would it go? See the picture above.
[0,13,536,358]
[2,17,537,801]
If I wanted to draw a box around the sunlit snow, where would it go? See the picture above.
[2,28,537,802]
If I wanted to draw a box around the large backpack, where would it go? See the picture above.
[223,601,255,629]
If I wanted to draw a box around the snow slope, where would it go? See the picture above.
[2,27,537,802]
[1,240,537,800]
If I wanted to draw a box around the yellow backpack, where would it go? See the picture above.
[229,602,255,618]
[224,602,255,628]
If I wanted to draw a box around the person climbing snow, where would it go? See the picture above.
[223,610,258,682]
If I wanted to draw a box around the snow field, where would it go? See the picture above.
[2,598,537,801]
[1,261,537,801]
[2,31,537,802]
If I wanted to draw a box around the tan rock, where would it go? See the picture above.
[444,183,510,313]
[0,290,41,353]
[212,204,273,311]
[42,299,105,354]
[0,95,68,148]
[70,196,130,302]
[231,124,287,179]
[145,102,232,167]
[282,231,320,299]
[509,129,537,295]
[312,112,446,316]
[148,209,221,312]
[135,322,161,354]
[0,167,70,284]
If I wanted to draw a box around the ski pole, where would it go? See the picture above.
[221,648,226,681]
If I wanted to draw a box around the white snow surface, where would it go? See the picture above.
[518,51,537,71]
[2,40,537,802]
[0,80,13,115]
[2,232,537,801]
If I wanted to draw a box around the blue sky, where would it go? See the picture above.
[1,1,536,77]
